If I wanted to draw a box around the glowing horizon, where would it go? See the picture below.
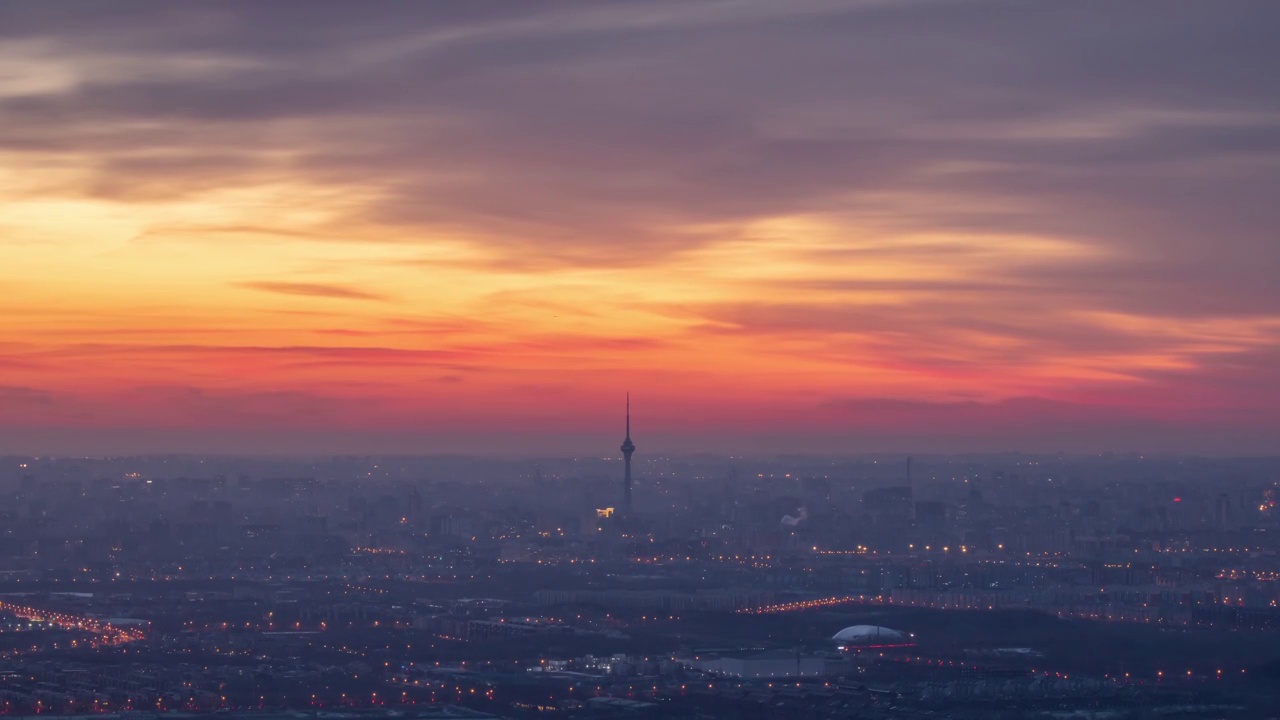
[2,1,1278,455]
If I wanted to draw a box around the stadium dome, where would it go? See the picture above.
[831,625,907,643]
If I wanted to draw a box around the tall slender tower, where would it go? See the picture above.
[620,393,635,514]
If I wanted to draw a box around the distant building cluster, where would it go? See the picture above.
[0,450,1277,717]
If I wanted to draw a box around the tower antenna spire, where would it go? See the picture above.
[620,393,636,514]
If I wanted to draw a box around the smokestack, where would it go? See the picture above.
[907,456,915,523]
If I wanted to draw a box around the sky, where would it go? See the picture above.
[2,0,1279,456]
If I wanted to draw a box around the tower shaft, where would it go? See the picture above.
[623,453,633,513]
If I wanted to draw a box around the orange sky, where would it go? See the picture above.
[2,1,1278,454]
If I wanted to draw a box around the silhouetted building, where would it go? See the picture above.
[620,393,635,515]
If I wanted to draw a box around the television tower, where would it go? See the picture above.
[621,393,635,514]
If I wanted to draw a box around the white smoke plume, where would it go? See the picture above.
[781,507,808,527]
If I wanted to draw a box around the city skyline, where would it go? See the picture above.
[3,1,1279,455]
[4,5,1280,719]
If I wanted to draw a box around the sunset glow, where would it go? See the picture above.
[2,2,1278,453]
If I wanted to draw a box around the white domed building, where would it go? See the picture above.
[832,624,915,650]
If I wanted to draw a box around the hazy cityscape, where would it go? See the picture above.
[4,0,1280,718]
[2,432,1279,718]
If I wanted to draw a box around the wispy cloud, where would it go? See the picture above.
[234,281,389,302]
[1,0,1278,452]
